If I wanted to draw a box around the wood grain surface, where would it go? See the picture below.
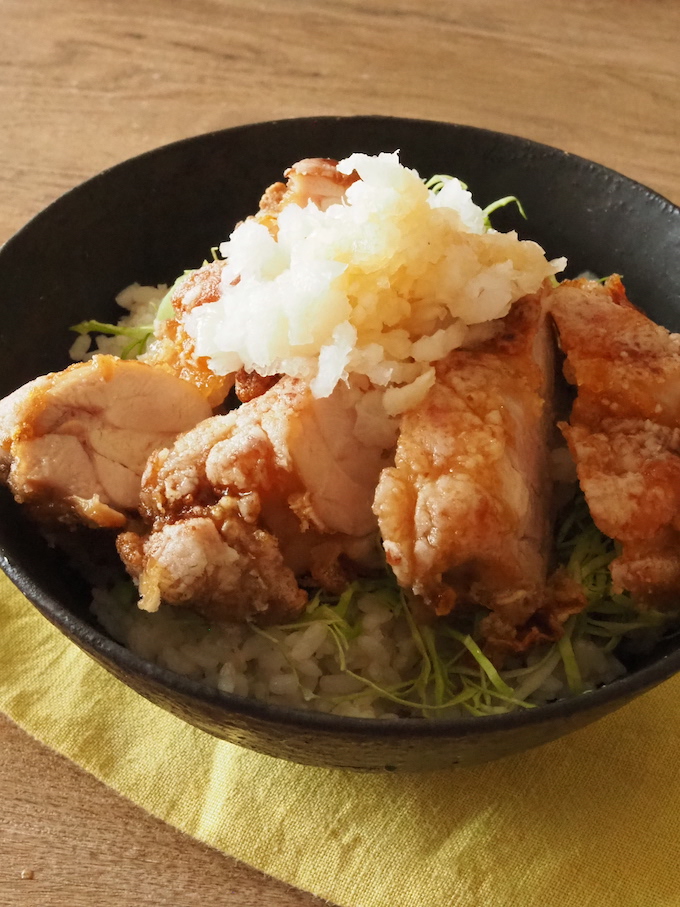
[1,1,679,904]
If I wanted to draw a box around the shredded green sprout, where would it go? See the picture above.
[424,173,467,193]
[424,173,526,232]
[70,269,195,357]
[69,319,154,359]
[481,195,527,228]
[252,494,678,717]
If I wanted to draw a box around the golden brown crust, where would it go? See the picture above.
[234,369,280,403]
[121,377,388,624]
[552,275,680,606]
[481,568,587,663]
[374,290,558,635]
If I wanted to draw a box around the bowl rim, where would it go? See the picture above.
[10,560,680,741]
[4,113,678,256]
[2,113,680,743]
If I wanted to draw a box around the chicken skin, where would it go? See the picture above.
[255,157,359,231]
[373,289,579,648]
[551,275,680,606]
[118,376,394,623]
[0,355,212,528]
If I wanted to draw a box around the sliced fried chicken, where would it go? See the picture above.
[373,288,574,648]
[551,275,680,606]
[118,376,395,623]
[551,274,680,426]
[0,355,212,528]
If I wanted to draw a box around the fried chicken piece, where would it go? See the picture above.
[551,275,680,605]
[0,355,212,528]
[480,568,587,662]
[551,275,680,427]
[564,421,680,604]
[374,290,563,638]
[117,508,306,623]
[143,260,235,407]
[119,376,394,623]
[256,158,359,231]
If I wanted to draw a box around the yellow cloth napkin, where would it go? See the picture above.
[1,575,679,907]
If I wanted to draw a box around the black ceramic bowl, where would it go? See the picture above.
[1,116,680,772]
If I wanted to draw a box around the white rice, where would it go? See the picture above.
[92,588,627,719]
[69,283,167,361]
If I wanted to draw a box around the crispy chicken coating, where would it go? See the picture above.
[551,275,680,606]
[118,376,394,623]
[373,289,575,647]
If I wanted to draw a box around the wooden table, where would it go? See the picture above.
[1,1,678,904]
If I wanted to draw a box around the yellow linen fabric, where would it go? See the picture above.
[1,575,679,907]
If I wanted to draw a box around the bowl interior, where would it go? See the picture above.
[1,116,680,768]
